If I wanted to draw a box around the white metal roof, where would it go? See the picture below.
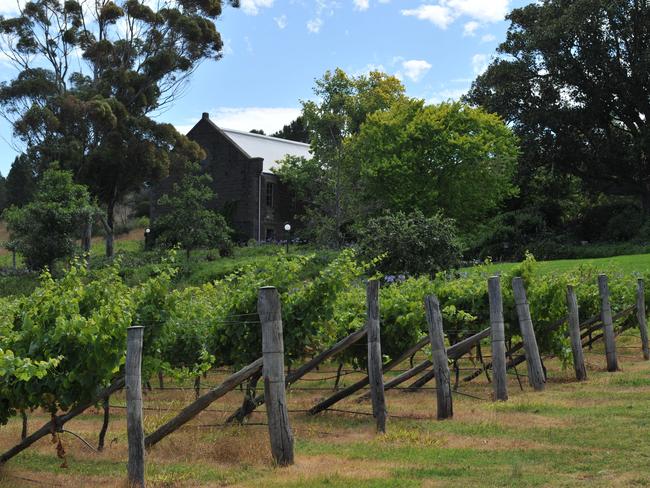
[221,128,311,174]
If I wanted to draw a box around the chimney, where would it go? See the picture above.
[202,112,209,120]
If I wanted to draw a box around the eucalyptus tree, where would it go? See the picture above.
[0,0,238,256]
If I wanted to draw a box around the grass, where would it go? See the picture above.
[1,331,649,487]
[470,252,650,276]
[0,225,335,296]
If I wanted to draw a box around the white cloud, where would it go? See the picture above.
[0,0,23,15]
[481,33,496,43]
[471,53,489,75]
[401,59,432,82]
[402,0,510,30]
[274,14,288,29]
[244,36,253,53]
[240,0,274,15]
[306,0,339,34]
[307,17,323,33]
[401,5,454,29]
[353,0,369,10]
[427,87,467,104]
[352,63,386,77]
[463,20,480,36]
[187,108,302,135]
[445,0,509,23]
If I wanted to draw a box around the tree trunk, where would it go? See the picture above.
[226,370,262,424]
[105,202,115,259]
[82,219,92,270]
[98,397,110,451]
[20,411,27,440]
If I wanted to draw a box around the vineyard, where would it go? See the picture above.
[1,250,650,486]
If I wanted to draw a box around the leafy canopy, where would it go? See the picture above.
[351,99,519,228]
[466,0,650,211]
[3,168,97,270]
[153,163,232,258]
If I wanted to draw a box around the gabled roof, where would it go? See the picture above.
[190,113,311,174]
[222,128,311,174]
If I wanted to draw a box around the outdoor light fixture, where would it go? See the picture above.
[284,223,291,253]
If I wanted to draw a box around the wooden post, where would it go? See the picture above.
[598,274,619,372]
[126,326,145,488]
[636,279,650,360]
[424,295,452,419]
[366,280,387,433]
[566,285,587,381]
[259,287,294,466]
[512,278,545,391]
[488,276,508,401]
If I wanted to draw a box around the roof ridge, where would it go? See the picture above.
[222,127,310,147]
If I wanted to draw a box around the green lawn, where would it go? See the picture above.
[476,252,650,276]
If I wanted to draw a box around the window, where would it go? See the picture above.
[266,182,274,208]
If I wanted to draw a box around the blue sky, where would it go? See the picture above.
[0,0,531,175]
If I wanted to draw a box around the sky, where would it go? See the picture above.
[0,0,531,175]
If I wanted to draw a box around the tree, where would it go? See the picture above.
[153,163,232,259]
[276,69,406,247]
[5,156,36,208]
[351,99,519,229]
[356,209,462,276]
[0,0,238,257]
[465,0,650,213]
[4,168,97,270]
[0,173,6,212]
[249,129,266,135]
[272,116,309,143]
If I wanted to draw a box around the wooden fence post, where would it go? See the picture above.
[566,285,587,381]
[366,280,387,433]
[258,286,294,466]
[636,279,650,360]
[488,276,508,400]
[598,274,619,372]
[424,295,453,419]
[512,278,546,391]
[126,326,145,488]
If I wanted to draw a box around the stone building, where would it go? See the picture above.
[161,112,310,242]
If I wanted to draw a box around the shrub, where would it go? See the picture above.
[3,168,97,270]
[356,210,462,275]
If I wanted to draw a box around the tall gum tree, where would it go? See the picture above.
[0,0,238,256]
[466,0,649,214]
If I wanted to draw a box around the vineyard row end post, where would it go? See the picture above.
[512,277,546,391]
[367,280,387,433]
[258,286,294,466]
[636,279,650,360]
[126,326,145,488]
[566,285,587,381]
[488,276,508,400]
[597,274,619,372]
[424,295,453,419]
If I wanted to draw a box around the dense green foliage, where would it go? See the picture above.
[5,155,36,209]
[356,210,462,276]
[153,164,233,259]
[1,245,646,428]
[277,69,518,255]
[3,168,97,270]
[276,69,407,247]
[466,0,650,256]
[351,100,518,228]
